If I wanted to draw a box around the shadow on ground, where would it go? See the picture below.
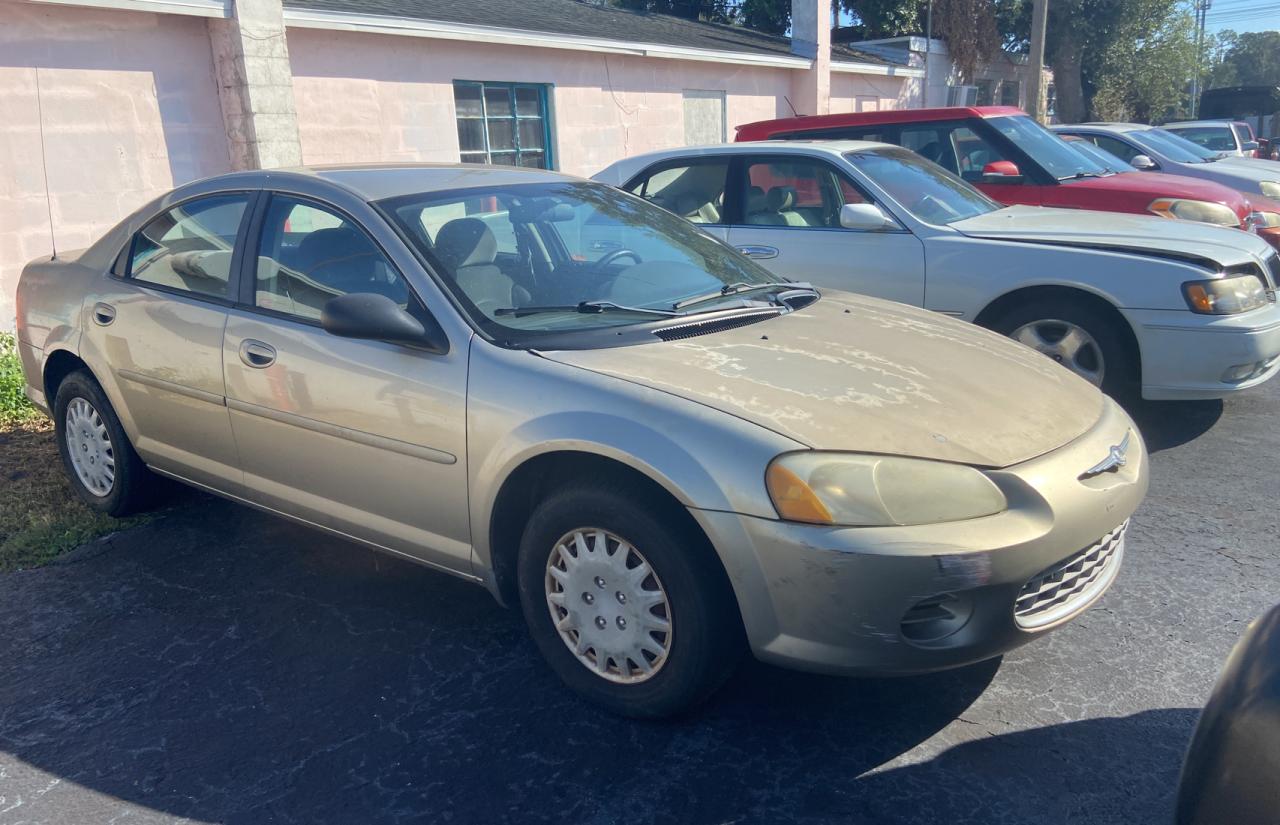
[0,499,1198,824]
[1126,398,1224,453]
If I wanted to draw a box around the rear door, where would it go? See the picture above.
[725,154,925,305]
[618,157,731,243]
[80,192,253,494]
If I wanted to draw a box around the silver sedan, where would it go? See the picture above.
[16,165,1146,717]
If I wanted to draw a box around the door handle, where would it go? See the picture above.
[238,339,277,369]
[92,302,116,326]
[735,245,779,260]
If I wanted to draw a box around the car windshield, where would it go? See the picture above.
[986,115,1109,179]
[379,181,788,345]
[1063,138,1135,172]
[846,146,1000,225]
[1132,129,1218,162]
[1166,125,1238,154]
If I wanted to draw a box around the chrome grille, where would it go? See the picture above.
[1266,252,1280,290]
[1014,520,1127,629]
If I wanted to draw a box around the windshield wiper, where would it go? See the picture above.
[494,300,681,318]
[673,281,814,310]
[1058,171,1105,180]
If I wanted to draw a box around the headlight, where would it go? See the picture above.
[1148,198,1242,228]
[1260,181,1280,200]
[1182,274,1269,315]
[765,452,1007,527]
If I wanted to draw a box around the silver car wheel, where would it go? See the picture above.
[65,397,115,497]
[1011,319,1106,387]
[545,528,673,684]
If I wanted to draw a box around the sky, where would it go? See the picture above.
[1204,0,1280,35]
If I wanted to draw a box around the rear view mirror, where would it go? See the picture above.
[982,160,1023,183]
[839,203,896,231]
[1130,154,1158,170]
[322,293,447,352]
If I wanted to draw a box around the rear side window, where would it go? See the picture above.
[627,160,729,225]
[128,194,249,299]
[254,196,409,321]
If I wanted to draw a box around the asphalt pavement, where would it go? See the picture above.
[1,381,1277,824]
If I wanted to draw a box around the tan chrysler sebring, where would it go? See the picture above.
[15,165,1148,717]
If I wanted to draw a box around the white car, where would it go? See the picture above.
[593,141,1280,400]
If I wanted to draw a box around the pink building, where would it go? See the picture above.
[0,0,923,327]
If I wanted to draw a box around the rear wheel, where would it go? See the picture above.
[516,480,741,718]
[53,370,157,517]
[991,298,1138,400]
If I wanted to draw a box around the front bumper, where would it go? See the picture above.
[1127,304,1280,401]
[690,399,1148,676]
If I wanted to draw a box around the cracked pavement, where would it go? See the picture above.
[1,380,1277,824]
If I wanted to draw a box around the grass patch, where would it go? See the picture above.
[1,334,146,571]
[1,332,42,427]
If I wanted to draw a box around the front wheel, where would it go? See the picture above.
[991,299,1138,400]
[516,481,741,718]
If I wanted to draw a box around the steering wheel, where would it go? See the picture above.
[596,248,642,269]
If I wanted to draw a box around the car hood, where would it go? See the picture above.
[1057,169,1251,211]
[1187,160,1280,187]
[540,292,1104,468]
[951,205,1268,266]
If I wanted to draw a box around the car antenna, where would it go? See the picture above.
[35,68,56,260]
[784,95,799,117]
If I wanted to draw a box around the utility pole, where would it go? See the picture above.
[1191,0,1212,117]
[1027,0,1049,122]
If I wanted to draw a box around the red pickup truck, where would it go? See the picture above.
[736,106,1266,237]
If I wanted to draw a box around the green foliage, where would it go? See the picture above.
[1092,9,1198,122]
[838,0,926,39]
[0,333,40,427]
[1205,30,1280,90]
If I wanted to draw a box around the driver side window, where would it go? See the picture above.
[1085,135,1142,163]
[742,158,865,228]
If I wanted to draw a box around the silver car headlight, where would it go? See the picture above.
[1260,181,1280,200]
[1148,198,1241,228]
[765,452,1007,527]
[1182,274,1269,315]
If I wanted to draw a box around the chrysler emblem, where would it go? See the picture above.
[1080,432,1130,479]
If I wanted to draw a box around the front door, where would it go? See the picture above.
[726,155,926,306]
[79,192,252,494]
[221,194,471,571]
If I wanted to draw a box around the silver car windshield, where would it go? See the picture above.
[1131,129,1218,163]
[379,181,787,344]
[846,146,1000,225]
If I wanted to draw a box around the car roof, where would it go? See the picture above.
[1163,120,1237,129]
[1058,123,1151,133]
[241,163,583,202]
[625,140,893,158]
[735,106,1025,138]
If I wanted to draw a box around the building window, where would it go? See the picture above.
[1000,80,1021,108]
[976,79,996,107]
[453,81,552,169]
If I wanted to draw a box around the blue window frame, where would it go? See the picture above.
[453,81,553,169]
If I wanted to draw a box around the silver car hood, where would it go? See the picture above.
[541,292,1103,468]
[951,205,1264,267]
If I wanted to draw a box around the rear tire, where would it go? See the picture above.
[53,369,158,517]
[991,298,1138,401]
[516,479,741,718]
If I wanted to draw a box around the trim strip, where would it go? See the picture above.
[226,398,458,465]
[24,0,231,18]
[118,369,226,406]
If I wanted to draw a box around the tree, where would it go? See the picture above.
[1205,30,1280,90]
[1091,9,1197,121]
[930,0,1002,80]
[996,0,1196,123]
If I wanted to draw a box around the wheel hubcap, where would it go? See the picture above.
[64,397,115,497]
[1011,319,1106,387]
[544,528,672,684]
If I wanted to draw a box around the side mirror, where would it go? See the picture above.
[321,293,447,352]
[1130,154,1158,171]
[839,202,896,231]
[982,160,1023,183]
[1243,140,1260,152]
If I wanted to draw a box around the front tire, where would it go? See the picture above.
[516,480,741,718]
[991,298,1138,400]
[53,369,157,517]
